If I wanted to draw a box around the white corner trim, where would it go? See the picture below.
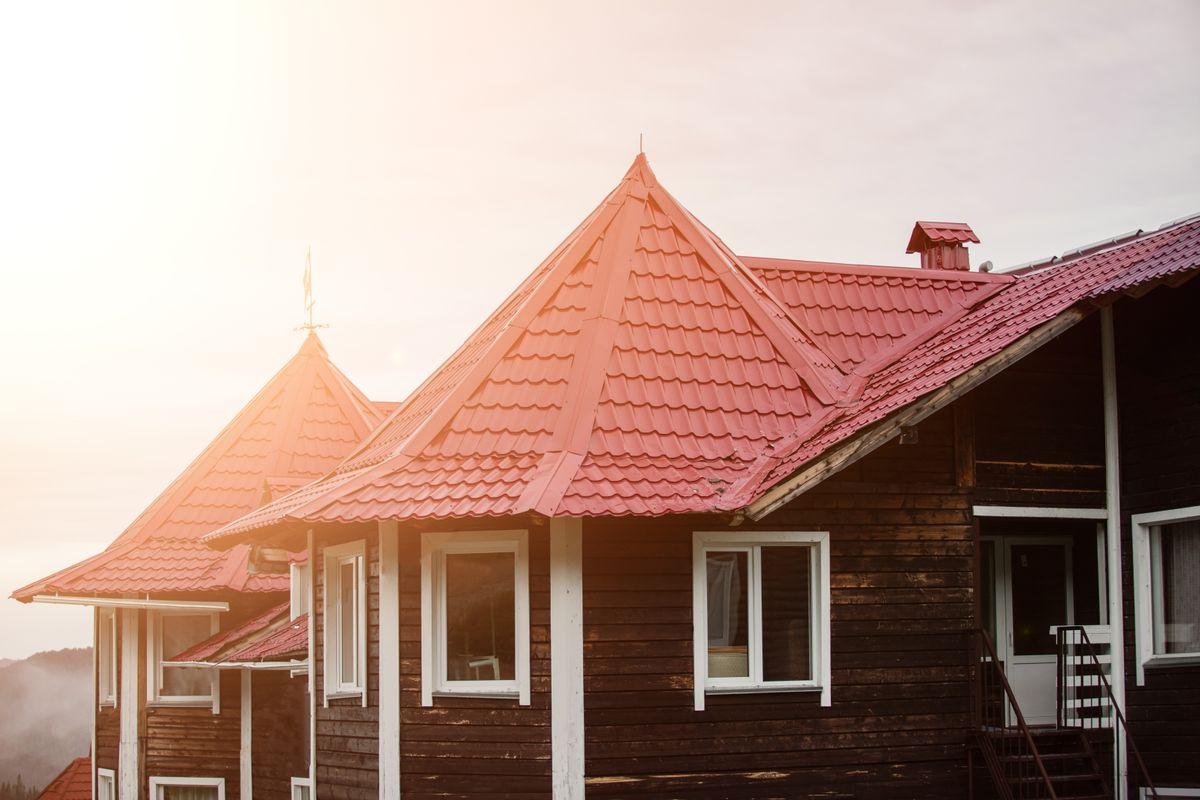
[692,531,832,711]
[306,530,317,793]
[240,671,252,800]
[149,776,226,800]
[92,612,98,800]
[1131,505,1200,686]
[378,521,401,800]
[421,529,531,707]
[971,505,1108,520]
[550,518,585,800]
[118,608,139,800]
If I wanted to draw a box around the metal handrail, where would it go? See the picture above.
[974,628,1060,800]
[1056,624,1158,799]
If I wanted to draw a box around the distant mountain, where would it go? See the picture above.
[0,648,91,790]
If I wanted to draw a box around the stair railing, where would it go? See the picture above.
[974,628,1060,799]
[1056,624,1158,799]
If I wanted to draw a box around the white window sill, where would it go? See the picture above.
[325,690,364,701]
[99,700,116,708]
[704,683,824,697]
[432,689,520,701]
[1143,653,1200,670]
[147,698,213,707]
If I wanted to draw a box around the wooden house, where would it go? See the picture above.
[200,156,1199,799]
[13,333,392,800]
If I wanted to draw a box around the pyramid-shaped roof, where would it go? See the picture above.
[14,332,388,600]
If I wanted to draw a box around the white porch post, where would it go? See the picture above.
[119,608,139,800]
[379,521,401,800]
[1101,306,1128,798]
[550,517,585,799]
[307,529,318,794]
[240,671,253,800]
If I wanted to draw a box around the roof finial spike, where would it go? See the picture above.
[639,132,644,154]
[296,245,329,334]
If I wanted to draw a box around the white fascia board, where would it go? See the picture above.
[32,595,230,611]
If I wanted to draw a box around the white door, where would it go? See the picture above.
[982,536,1074,726]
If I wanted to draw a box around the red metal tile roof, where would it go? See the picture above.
[13,334,387,601]
[906,221,980,252]
[35,757,91,800]
[167,602,306,664]
[201,157,1200,541]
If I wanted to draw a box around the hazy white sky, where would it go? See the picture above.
[1,0,1197,658]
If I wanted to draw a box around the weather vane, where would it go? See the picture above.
[297,246,328,333]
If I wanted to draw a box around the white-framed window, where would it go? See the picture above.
[1133,505,1200,685]
[1140,789,1200,798]
[290,561,310,620]
[421,529,530,706]
[147,611,219,705]
[97,767,115,800]
[290,777,311,800]
[148,776,225,800]
[692,531,831,710]
[98,607,117,706]
[323,540,366,701]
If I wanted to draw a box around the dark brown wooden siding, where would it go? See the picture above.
[252,670,308,800]
[972,316,1106,508]
[582,408,975,798]
[313,523,380,800]
[143,669,242,798]
[1116,280,1200,789]
[396,521,552,799]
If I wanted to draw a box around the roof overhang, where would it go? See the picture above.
[29,594,230,611]
[743,307,1088,521]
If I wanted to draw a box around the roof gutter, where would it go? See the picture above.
[163,659,307,671]
[30,594,230,612]
[744,308,1087,521]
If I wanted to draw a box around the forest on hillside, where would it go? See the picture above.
[0,648,91,791]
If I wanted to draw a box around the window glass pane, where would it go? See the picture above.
[706,551,749,678]
[99,611,115,701]
[1009,544,1068,656]
[339,559,357,683]
[160,615,212,697]
[293,786,311,800]
[160,786,218,800]
[1153,521,1200,655]
[761,546,813,681]
[445,551,516,681]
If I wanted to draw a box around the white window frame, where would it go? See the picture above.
[290,777,311,800]
[290,561,310,620]
[97,767,116,800]
[421,529,530,706]
[98,607,118,706]
[149,776,225,800]
[146,611,220,708]
[1141,789,1200,799]
[323,540,367,703]
[1132,505,1200,685]
[692,531,831,710]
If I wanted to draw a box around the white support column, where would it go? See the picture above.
[379,521,401,800]
[119,608,139,800]
[550,518,585,800]
[240,670,253,800]
[91,609,98,800]
[307,529,318,794]
[1102,306,1128,799]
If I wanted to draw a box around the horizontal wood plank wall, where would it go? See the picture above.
[315,524,380,800]
[1115,281,1200,788]
[972,316,1106,508]
[396,522,552,799]
[251,670,309,800]
[143,669,241,797]
[583,408,974,799]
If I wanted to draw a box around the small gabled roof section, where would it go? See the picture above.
[906,221,980,252]
[166,602,307,666]
[13,333,388,601]
[208,154,858,533]
[35,756,91,800]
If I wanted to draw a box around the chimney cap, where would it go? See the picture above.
[906,221,980,254]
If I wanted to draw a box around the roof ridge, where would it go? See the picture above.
[742,255,1010,283]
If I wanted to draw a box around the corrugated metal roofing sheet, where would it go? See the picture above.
[167,602,306,664]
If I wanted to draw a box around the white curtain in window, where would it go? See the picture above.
[1153,520,1200,654]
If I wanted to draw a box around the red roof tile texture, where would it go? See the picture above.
[906,221,981,252]
[168,602,306,664]
[13,334,386,600]
[203,157,1199,541]
[35,757,91,800]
